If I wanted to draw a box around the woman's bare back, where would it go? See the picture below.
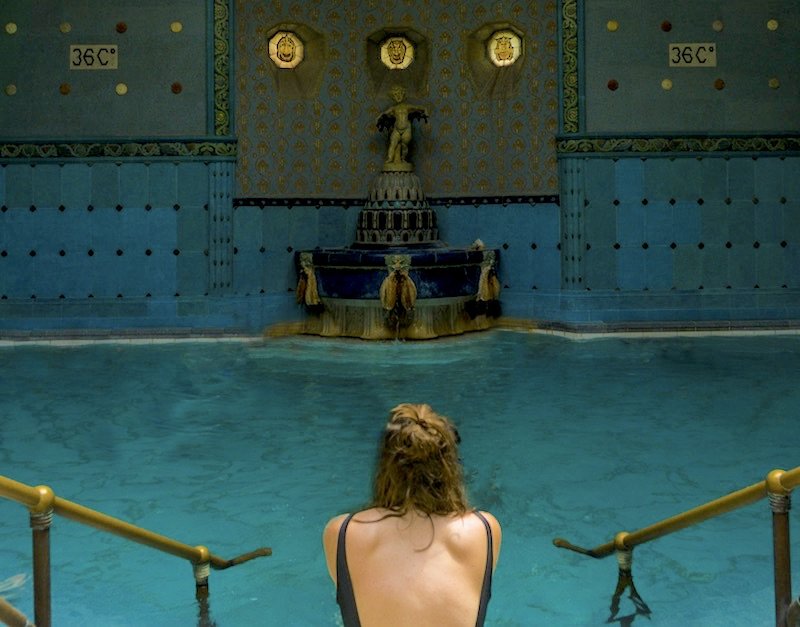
[324,508,501,627]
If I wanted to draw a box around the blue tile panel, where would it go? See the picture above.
[582,155,800,292]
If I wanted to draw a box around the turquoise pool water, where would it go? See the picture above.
[0,330,798,626]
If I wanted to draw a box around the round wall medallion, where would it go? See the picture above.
[269,31,304,69]
[487,30,522,67]
[380,36,414,70]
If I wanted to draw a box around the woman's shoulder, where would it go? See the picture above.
[323,509,384,539]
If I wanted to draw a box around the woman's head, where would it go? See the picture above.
[371,403,468,515]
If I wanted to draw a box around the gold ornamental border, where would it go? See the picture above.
[0,141,237,160]
[556,135,800,155]
[213,0,231,136]
[561,0,579,133]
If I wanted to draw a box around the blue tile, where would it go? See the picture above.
[234,206,263,250]
[701,250,727,288]
[318,205,347,247]
[288,206,319,250]
[671,202,701,243]
[177,162,210,208]
[754,157,785,201]
[148,163,178,208]
[644,201,673,243]
[728,248,756,287]
[783,201,800,240]
[616,248,646,289]
[90,163,120,209]
[726,158,755,199]
[32,164,61,208]
[263,208,290,251]
[177,210,209,252]
[119,163,149,208]
[584,248,615,289]
[614,158,644,201]
[700,203,730,244]
[61,164,92,209]
[699,157,727,200]
[4,164,33,208]
[754,203,782,242]
[673,248,702,289]
[646,246,673,290]
[616,202,645,244]
[755,245,784,288]
[784,158,800,199]
[727,201,755,243]
[667,158,703,198]
[583,158,615,205]
[642,158,674,200]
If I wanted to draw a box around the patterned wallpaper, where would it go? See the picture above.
[234,0,559,198]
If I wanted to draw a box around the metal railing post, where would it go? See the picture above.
[767,470,792,627]
[193,546,214,627]
[30,485,55,627]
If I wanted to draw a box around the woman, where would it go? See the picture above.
[323,403,502,627]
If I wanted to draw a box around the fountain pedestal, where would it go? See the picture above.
[295,170,500,340]
[294,89,500,340]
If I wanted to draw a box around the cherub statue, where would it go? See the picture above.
[376,85,429,171]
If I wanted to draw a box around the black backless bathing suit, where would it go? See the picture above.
[336,510,494,627]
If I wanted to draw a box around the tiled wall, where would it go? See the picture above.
[582,1,799,133]
[0,0,208,138]
[582,155,800,292]
[1,0,799,334]
[0,162,206,300]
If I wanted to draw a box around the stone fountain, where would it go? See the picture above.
[295,86,501,340]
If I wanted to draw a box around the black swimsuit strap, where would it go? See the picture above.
[472,510,494,627]
[336,513,361,627]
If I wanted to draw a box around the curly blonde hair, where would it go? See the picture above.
[370,403,468,515]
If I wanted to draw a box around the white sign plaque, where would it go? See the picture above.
[69,45,119,70]
[668,43,717,67]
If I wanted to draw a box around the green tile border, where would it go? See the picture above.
[556,135,800,156]
[213,0,231,136]
[561,0,579,133]
[0,140,237,160]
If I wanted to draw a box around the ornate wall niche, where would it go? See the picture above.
[366,27,429,96]
[264,23,325,98]
[465,22,526,97]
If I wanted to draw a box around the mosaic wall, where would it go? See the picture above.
[0,0,209,138]
[234,0,560,198]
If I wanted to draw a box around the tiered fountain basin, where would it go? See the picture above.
[296,244,500,340]
[295,169,500,340]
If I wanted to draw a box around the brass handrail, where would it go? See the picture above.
[553,466,800,626]
[0,596,33,627]
[1,474,271,627]
[553,466,800,557]
[0,475,271,569]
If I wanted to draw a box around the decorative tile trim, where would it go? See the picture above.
[561,0,579,133]
[213,0,231,136]
[556,135,800,156]
[0,141,237,160]
[233,195,560,208]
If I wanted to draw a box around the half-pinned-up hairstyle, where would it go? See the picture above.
[371,403,468,516]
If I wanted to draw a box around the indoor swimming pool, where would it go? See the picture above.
[0,329,798,626]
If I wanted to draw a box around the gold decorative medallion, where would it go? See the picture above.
[487,30,521,67]
[269,31,304,69]
[380,36,414,70]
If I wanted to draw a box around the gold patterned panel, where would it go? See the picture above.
[234,0,559,197]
